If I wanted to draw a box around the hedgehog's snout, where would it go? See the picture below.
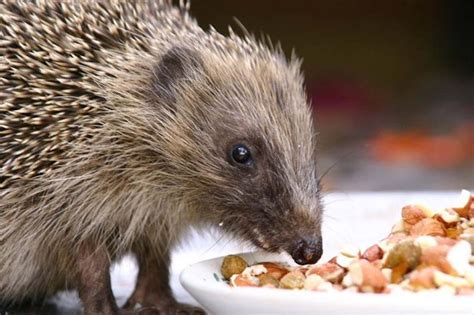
[289,236,323,265]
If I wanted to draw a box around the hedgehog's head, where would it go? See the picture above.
[143,42,323,265]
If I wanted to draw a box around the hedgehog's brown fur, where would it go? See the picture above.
[0,0,322,312]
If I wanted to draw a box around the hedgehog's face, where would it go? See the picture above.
[211,128,324,266]
[151,46,323,265]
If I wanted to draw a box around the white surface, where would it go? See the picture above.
[180,252,474,315]
[50,191,472,314]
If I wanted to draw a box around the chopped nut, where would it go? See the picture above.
[402,205,427,228]
[451,189,472,219]
[434,237,457,246]
[414,236,437,250]
[230,274,258,287]
[437,208,461,225]
[221,255,248,280]
[446,240,472,276]
[279,270,305,289]
[433,271,470,288]
[381,268,392,282]
[410,218,446,237]
[316,281,336,292]
[409,267,437,290]
[342,272,354,287]
[348,260,388,292]
[378,234,407,253]
[303,274,324,290]
[420,245,454,275]
[361,244,384,262]
[306,262,344,283]
[242,264,267,278]
[390,262,409,284]
[258,274,279,288]
[384,239,421,271]
[296,267,309,275]
[445,226,463,238]
[261,262,288,280]
[416,204,439,218]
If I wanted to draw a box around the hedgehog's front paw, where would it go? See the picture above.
[124,303,205,315]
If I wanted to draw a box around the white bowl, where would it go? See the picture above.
[180,251,474,315]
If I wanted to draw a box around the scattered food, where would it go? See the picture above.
[222,190,474,295]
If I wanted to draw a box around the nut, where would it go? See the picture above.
[242,264,267,278]
[306,262,345,283]
[381,268,392,282]
[316,281,336,292]
[420,240,471,277]
[342,272,355,287]
[221,255,248,280]
[414,236,437,250]
[420,245,454,275]
[279,270,305,289]
[435,237,457,246]
[348,260,388,292]
[384,239,421,271]
[390,262,409,284]
[261,262,288,280]
[446,240,472,276]
[361,244,384,262]
[378,234,407,253]
[303,274,324,290]
[402,205,427,228]
[445,226,463,239]
[414,204,438,218]
[410,218,446,237]
[437,208,461,225]
[258,274,280,288]
[433,271,470,288]
[451,189,472,219]
[409,267,437,290]
[230,274,258,287]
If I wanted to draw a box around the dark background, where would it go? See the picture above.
[191,0,473,190]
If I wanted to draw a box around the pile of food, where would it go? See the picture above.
[221,190,474,295]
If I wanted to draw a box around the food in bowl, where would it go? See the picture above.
[222,190,474,295]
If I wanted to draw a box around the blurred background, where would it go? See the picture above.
[192,0,473,190]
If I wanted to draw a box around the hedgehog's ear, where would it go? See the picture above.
[150,46,203,111]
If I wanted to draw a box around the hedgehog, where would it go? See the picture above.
[0,0,323,314]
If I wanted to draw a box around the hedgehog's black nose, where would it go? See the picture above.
[290,237,323,265]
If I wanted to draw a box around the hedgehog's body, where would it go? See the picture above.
[1,1,323,314]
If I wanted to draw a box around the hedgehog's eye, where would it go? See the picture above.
[230,144,253,166]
